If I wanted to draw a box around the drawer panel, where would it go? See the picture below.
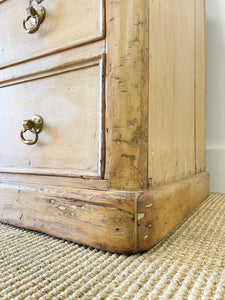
[0,0,105,67]
[0,59,104,178]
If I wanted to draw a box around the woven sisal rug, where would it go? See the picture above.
[0,193,225,299]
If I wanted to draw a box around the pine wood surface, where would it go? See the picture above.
[105,0,149,190]
[0,0,105,68]
[0,173,109,191]
[0,172,209,253]
[0,181,138,253]
[0,40,106,87]
[195,0,207,173]
[148,0,198,187]
[0,61,104,178]
[137,171,210,252]
[0,0,208,253]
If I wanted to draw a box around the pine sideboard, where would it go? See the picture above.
[0,0,209,253]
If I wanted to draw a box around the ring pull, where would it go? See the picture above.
[23,1,45,34]
[20,115,43,146]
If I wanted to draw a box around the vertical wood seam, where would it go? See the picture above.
[194,0,197,174]
[147,0,150,188]
[136,190,145,252]
[195,0,207,173]
[134,192,139,253]
[203,0,207,172]
[101,53,106,178]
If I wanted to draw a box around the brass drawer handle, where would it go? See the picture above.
[23,1,45,34]
[20,115,43,146]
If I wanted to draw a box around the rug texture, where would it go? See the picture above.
[0,193,225,300]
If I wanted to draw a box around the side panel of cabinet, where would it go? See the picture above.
[148,0,197,187]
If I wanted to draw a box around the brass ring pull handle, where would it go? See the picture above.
[21,127,39,145]
[20,115,43,146]
[23,4,45,34]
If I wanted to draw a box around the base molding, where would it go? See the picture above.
[137,171,210,252]
[0,172,209,253]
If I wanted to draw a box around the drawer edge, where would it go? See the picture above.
[0,40,106,87]
[0,173,109,191]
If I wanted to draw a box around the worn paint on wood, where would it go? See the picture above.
[0,0,208,253]
[0,0,105,67]
[0,59,104,178]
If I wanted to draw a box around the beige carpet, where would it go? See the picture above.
[0,193,225,300]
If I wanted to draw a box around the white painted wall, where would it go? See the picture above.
[206,0,225,192]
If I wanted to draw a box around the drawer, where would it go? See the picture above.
[0,0,105,67]
[0,57,104,178]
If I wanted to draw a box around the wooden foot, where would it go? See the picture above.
[137,172,210,252]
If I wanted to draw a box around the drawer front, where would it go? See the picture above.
[0,0,105,67]
[0,59,104,178]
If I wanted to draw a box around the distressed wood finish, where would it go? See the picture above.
[0,182,138,253]
[148,0,196,187]
[0,58,104,178]
[0,0,209,253]
[0,40,106,87]
[195,0,206,173]
[0,0,105,68]
[105,0,149,190]
[0,172,209,253]
[137,172,210,252]
[0,173,109,191]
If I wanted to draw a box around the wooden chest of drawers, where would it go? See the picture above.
[0,0,209,253]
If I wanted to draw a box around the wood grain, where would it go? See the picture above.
[0,0,208,253]
[148,0,196,187]
[105,0,149,190]
[0,182,138,253]
[0,0,105,68]
[137,171,210,252]
[195,0,206,173]
[0,173,109,191]
[0,172,209,253]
